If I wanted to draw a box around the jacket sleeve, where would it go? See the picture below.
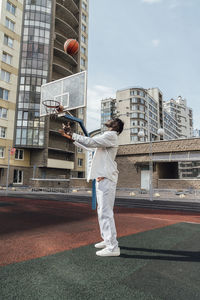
[72,131,117,148]
[73,141,93,152]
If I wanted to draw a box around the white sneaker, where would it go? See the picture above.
[94,241,106,249]
[96,247,120,257]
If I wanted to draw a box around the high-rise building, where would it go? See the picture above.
[164,96,193,138]
[11,0,89,185]
[100,87,193,146]
[116,87,164,145]
[193,128,200,138]
[101,97,116,132]
[0,0,24,185]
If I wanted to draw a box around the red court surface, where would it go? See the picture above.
[0,196,200,266]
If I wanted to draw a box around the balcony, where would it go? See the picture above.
[56,0,79,16]
[53,62,73,78]
[48,130,75,153]
[48,147,74,155]
[47,158,74,169]
[55,17,78,40]
[54,39,78,67]
[53,53,75,72]
[56,2,79,29]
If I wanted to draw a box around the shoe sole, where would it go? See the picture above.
[94,245,106,249]
[96,252,120,257]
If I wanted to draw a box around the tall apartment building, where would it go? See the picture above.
[11,0,89,185]
[0,0,24,185]
[116,87,164,145]
[164,96,193,138]
[193,128,200,138]
[101,87,193,146]
[178,161,200,179]
[101,97,116,132]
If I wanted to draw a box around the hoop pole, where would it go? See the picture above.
[63,114,96,210]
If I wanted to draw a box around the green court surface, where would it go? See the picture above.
[1,222,200,300]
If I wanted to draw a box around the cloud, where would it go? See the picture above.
[142,0,162,4]
[169,0,180,9]
[86,85,115,132]
[152,39,160,47]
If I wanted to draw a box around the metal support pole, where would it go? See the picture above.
[33,165,36,179]
[149,139,153,201]
[6,147,10,195]
[63,114,96,210]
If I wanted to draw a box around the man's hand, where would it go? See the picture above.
[56,105,64,113]
[62,122,72,135]
[58,129,74,141]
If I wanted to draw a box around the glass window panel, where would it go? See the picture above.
[22,129,27,138]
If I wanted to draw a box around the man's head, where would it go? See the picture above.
[105,118,124,134]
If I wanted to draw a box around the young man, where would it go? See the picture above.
[59,118,124,257]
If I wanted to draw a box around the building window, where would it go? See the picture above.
[131,120,138,126]
[6,1,16,15]
[78,158,83,167]
[81,57,85,66]
[81,24,86,32]
[0,127,6,138]
[140,105,145,112]
[131,112,138,118]
[131,105,138,111]
[77,147,83,153]
[2,52,12,65]
[130,90,136,96]
[4,34,14,47]
[82,2,87,10]
[81,34,86,44]
[0,147,5,158]
[15,149,24,160]
[131,98,138,103]
[0,88,9,100]
[131,136,138,142]
[139,91,145,97]
[79,107,84,115]
[0,107,8,119]
[139,113,144,119]
[5,17,15,31]
[13,169,23,184]
[1,69,11,82]
[82,13,87,22]
[81,46,86,55]
[131,128,138,134]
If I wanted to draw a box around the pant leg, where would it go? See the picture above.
[96,178,118,251]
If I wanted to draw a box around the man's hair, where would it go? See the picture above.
[105,118,124,134]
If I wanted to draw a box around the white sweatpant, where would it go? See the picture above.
[96,178,118,251]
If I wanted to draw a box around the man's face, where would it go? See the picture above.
[105,119,118,131]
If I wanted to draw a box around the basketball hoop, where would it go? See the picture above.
[42,100,61,117]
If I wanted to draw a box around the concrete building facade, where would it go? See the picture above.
[0,0,24,186]
[164,96,193,138]
[101,87,194,146]
[6,0,89,186]
[101,97,116,132]
[116,138,200,190]
[116,87,164,145]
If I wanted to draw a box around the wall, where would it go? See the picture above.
[116,138,200,189]
[158,179,200,189]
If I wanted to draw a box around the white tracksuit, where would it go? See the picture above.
[72,131,119,251]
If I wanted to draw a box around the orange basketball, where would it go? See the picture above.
[64,39,79,55]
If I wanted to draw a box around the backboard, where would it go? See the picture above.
[40,71,87,117]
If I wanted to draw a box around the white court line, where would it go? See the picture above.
[133,215,178,222]
[133,215,200,223]
[185,221,200,224]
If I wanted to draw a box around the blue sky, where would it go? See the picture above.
[86,0,200,132]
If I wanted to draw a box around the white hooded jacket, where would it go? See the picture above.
[72,131,119,183]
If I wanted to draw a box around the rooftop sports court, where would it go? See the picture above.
[1,195,200,299]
